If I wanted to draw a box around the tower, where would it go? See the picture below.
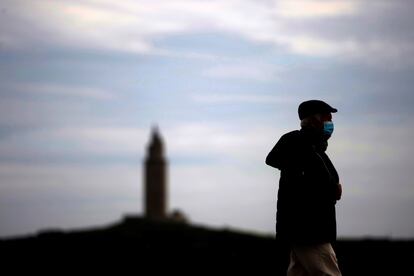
[144,126,167,219]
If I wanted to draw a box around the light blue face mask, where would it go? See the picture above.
[323,121,334,136]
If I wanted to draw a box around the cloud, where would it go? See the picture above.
[0,126,149,164]
[202,63,280,81]
[0,0,154,53]
[12,82,116,100]
[0,97,107,128]
[275,1,358,18]
[275,34,360,57]
[191,93,297,105]
[165,123,283,164]
[0,122,278,165]
[2,0,414,66]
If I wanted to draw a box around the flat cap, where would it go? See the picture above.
[298,100,337,120]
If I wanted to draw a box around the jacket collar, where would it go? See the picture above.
[300,128,328,152]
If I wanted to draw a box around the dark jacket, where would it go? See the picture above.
[265,129,339,245]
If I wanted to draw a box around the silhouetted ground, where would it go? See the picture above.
[1,217,413,275]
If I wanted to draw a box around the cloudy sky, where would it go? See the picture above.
[1,0,413,238]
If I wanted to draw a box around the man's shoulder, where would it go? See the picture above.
[277,130,308,150]
[280,130,302,142]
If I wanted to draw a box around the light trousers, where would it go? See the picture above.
[287,243,342,276]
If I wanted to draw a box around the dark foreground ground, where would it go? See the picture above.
[1,217,413,275]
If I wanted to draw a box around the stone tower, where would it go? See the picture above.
[144,126,167,219]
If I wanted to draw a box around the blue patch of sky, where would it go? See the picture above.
[3,31,413,130]
[148,32,305,123]
[153,32,280,59]
[306,62,414,125]
[0,33,315,130]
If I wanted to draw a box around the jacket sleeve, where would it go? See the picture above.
[265,133,302,170]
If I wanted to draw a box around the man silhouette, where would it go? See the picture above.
[266,100,342,276]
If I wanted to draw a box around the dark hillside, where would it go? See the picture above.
[1,217,413,275]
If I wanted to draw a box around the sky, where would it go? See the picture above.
[0,0,414,238]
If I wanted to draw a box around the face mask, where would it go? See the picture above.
[323,121,334,136]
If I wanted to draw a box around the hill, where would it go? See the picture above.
[1,216,413,274]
